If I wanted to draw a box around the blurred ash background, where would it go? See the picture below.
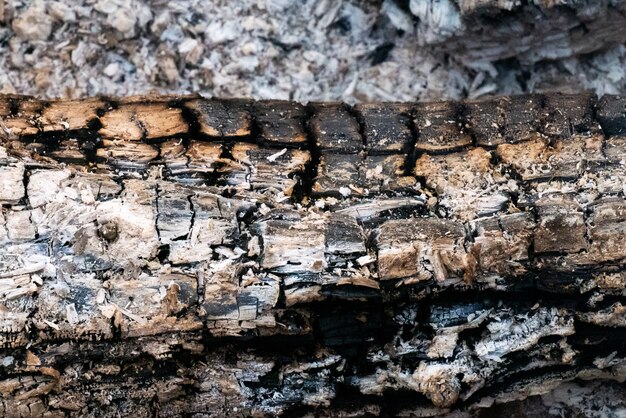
[1,0,626,101]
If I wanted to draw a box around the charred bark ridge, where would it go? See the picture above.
[0,93,625,417]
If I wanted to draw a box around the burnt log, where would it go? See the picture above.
[0,93,625,417]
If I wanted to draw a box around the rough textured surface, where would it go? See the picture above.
[404,0,626,62]
[2,1,626,415]
[2,1,626,103]
[1,93,625,417]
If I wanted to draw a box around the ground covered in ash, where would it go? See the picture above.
[1,0,626,102]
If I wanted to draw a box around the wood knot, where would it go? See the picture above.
[98,222,119,242]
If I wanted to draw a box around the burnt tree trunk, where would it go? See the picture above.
[0,93,625,417]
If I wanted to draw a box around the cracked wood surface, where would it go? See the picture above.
[0,93,625,417]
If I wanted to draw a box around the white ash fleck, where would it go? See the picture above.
[0,0,625,101]
[266,148,287,162]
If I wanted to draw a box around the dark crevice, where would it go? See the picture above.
[299,103,321,204]
[154,181,163,245]
[347,102,367,151]
[8,98,20,116]
[172,98,201,148]
[459,101,478,148]
[186,193,197,242]
[403,104,419,176]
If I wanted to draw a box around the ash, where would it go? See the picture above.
[1,0,625,102]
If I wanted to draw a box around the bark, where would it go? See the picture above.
[392,0,626,63]
[0,93,625,417]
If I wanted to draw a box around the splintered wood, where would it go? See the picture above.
[0,93,626,417]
